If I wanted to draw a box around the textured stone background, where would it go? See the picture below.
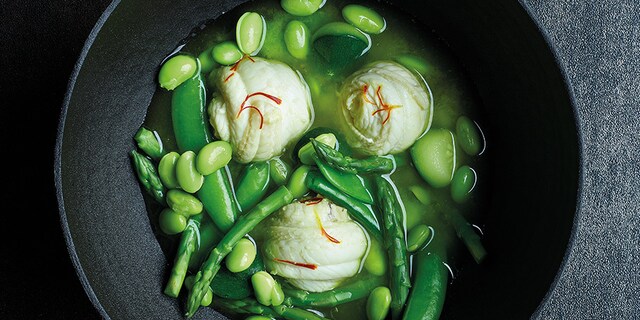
[523,0,640,318]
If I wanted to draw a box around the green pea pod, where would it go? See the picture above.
[197,168,239,232]
[171,60,212,153]
[235,162,271,212]
[313,154,373,204]
[305,171,381,241]
[402,251,447,320]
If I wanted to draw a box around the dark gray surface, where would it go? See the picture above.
[524,1,640,318]
[45,0,640,319]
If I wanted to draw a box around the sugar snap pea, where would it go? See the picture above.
[402,251,447,320]
[186,186,293,317]
[235,162,271,211]
[171,61,212,153]
[313,154,373,204]
[130,150,165,204]
[311,139,395,174]
[305,171,381,241]
[374,176,410,319]
[197,168,239,232]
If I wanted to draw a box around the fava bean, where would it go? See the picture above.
[342,4,386,35]
[158,55,197,91]
[284,20,310,59]
[225,238,257,273]
[251,271,284,306]
[394,54,429,76]
[196,141,232,176]
[410,128,457,188]
[407,224,432,252]
[456,116,484,156]
[281,0,323,16]
[269,158,290,186]
[166,189,203,216]
[366,286,391,320]
[159,208,187,235]
[236,12,266,55]
[409,185,432,205]
[201,287,213,307]
[246,316,273,320]
[176,151,204,193]
[364,239,387,276]
[158,152,180,189]
[198,48,216,74]
[212,41,243,65]
[287,165,311,199]
[451,165,477,203]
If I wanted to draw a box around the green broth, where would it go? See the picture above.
[142,0,489,318]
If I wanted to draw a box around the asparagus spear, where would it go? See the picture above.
[442,208,487,264]
[374,176,410,319]
[130,149,165,204]
[164,213,203,298]
[185,186,293,317]
[311,139,395,174]
[212,297,330,320]
[134,126,166,160]
[283,274,384,308]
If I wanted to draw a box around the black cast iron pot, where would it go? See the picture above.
[55,0,582,318]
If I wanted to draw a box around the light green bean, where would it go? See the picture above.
[366,286,391,320]
[281,0,323,16]
[158,208,187,235]
[166,189,203,216]
[284,20,310,59]
[196,141,232,176]
[212,41,243,65]
[286,165,311,199]
[158,55,197,90]
[176,151,204,193]
[225,238,257,273]
[236,12,266,55]
[407,224,432,252]
[450,165,476,203]
[342,4,386,34]
[158,152,180,189]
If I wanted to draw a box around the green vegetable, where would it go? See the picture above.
[366,286,391,320]
[225,238,257,273]
[410,128,457,188]
[442,208,487,264]
[212,41,243,65]
[158,152,180,189]
[286,165,312,199]
[271,304,329,320]
[134,127,165,160]
[280,0,323,16]
[158,54,197,91]
[164,213,203,297]
[269,158,290,186]
[251,271,285,306]
[212,249,265,299]
[374,176,410,319]
[402,251,447,320]
[236,12,267,55]
[313,153,373,204]
[283,274,384,307]
[183,276,215,307]
[213,298,329,320]
[311,139,395,174]
[305,171,381,241]
[196,141,232,176]
[176,151,204,193]
[130,150,165,204]
[342,4,386,35]
[158,208,188,235]
[313,22,371,71]
[455,115,483,156]
[171,64,212,153]
[197,168,239,232]
[166,189,203,216]
[189,217,223,271]
[409,185,431,205]
[363,238,387,276]
[197,48,216,74]
[394,54,429,76]
[246,316,273,320]
[292,127,349,159]
[450,165,476,203]
[407,224,432,253]
[186,186,293,317]
[298,133,337,165]
[235,162,271,211]
[284,20,310,59]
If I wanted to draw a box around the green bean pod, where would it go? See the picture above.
[171,61,212,153]
[305,171,381,241]
[235,162,271,212]
[311,139,395,174]
[313,154,373,204]
[402,251,447,320]
[374,176,410,319]
[197,168,239,232]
